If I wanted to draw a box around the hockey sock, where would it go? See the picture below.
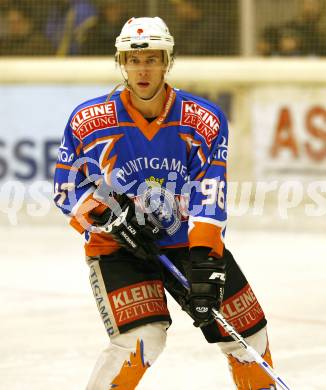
[227,345,276,390]
[110,338,150,389]
[87,322,167,390]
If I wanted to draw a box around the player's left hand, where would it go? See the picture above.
[90,193,162,260]
[189,247,226,327]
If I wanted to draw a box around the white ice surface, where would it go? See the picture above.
[1,224,326,390]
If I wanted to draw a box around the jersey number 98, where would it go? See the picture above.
[201,178,225,210]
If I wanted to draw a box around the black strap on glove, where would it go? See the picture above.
[90,193,162,260]
[189,246,226,327]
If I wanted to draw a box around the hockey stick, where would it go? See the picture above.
[158,254,291,390]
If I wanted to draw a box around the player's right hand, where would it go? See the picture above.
[90,193,162,261]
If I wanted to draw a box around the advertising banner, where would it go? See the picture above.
[251,87,326,180]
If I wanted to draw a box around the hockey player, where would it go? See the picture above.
[54,17,276,390]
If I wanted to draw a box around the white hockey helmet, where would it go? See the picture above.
[115,17,174,70]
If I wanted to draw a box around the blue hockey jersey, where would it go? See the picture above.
[54,85,228,257]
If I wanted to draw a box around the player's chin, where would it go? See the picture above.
[137,88,155,100]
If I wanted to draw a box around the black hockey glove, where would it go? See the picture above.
[189,247,226,327]
[90,193,162,261]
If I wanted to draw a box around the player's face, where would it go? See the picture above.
[125,50,166,99]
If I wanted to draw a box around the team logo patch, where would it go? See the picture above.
[142,183,182,236]
[181,101,220,147]
[71,101,118,141]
